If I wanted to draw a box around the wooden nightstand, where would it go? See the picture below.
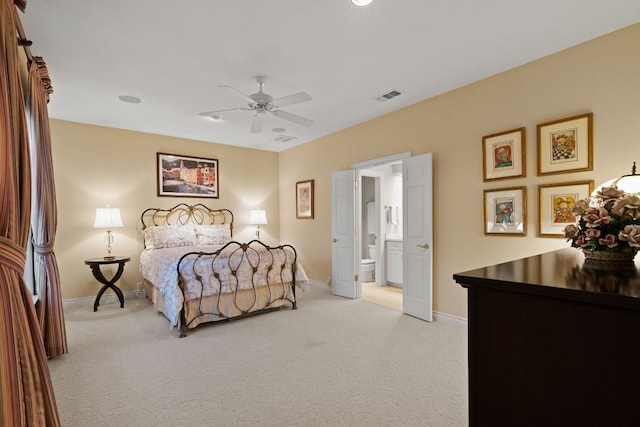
[84,256,130,312]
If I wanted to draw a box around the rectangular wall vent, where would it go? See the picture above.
[376,89,402,102]
[274,134,297,143]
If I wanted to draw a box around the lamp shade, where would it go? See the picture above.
[249,209,267,225]
[592,162,640,197]
[94,207,124,229]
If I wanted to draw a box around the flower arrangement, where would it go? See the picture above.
[563,186,640,255]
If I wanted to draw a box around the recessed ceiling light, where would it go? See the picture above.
[271,127,286,133]
[118,95,141,104]
[351,0,373,6]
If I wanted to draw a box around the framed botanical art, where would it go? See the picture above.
[538,180,593,237]
[296,179,314,219]
[537,113,593,176]
[483,186,527,236]
[482,127,526,181]
[157,152,219,198]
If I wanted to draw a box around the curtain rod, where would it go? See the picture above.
[14,6,34,62]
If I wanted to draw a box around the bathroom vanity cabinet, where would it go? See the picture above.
[386,240,402,285]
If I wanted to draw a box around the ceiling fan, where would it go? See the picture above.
[199,77,314,134]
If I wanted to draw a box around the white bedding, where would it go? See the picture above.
[139,244,309,325]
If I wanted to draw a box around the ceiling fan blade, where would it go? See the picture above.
[250,114,264,134]
[271,92,312,108]
[272,109,314,127]
[199,107,251,117]
[218,85,255,104]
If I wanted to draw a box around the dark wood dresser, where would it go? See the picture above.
[453,248,640,427]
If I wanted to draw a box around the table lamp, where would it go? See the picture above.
[94,206,123,259]
[249,209,267,240]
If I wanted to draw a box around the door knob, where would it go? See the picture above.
[417,243,429,249]
[332,238,337,243]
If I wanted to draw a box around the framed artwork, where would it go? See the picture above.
[296,179,314,219]
[537,113,593,176]
[538,180,593,237]
[483,186,527,236]
[157,152,219,198]
[482,127,526,181]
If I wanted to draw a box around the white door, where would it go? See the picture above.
[331,169,358,298]
[402,153,433,321]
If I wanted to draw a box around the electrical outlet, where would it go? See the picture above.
[136,281,143,291]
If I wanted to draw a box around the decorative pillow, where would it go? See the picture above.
[143,225,198,249]
[193,224,232,246]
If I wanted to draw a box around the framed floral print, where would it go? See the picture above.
[483,186,527,236]
[537,113,593,176]
[538,180,593,237]
[482,127,526,181]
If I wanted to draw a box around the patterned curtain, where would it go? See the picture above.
[28,56,68,358]
[0,0,61,425]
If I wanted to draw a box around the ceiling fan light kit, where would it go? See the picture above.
[199,77,314,134]
[351,0,374,6]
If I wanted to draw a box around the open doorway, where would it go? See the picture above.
[358,162,403,311]
[331,151,433,321]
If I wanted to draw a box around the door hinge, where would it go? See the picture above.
[354,227,359,236]
[355,274,359,282]
[354,179,358,188]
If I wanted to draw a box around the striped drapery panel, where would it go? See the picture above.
[1,0,61,425]
[28,56,68,359]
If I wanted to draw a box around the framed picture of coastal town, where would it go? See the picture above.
[157,152,219,198]
[482,127,526,181]
[483,186,527,236]
[537,113,593,176]
[538,180,593,237]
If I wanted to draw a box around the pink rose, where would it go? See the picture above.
[595,186,626,203]
[584,228,601,240]
[598,234,618,248]
[618,225,640,247]
[612,196,640,219]
[582,207,612,228]
[574,235,589,248]
[563,224,579,240]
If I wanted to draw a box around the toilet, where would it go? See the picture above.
[360,244,377,282]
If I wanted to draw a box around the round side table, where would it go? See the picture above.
[84,256,130,312]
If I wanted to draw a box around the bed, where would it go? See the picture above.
[139,203,308,337]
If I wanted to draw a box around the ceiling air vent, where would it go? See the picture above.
[375,89,402,102]
[274,134,297,143]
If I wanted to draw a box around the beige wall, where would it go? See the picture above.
[52,23,640,319]
[51,121,279,300]
[278,23,640,319]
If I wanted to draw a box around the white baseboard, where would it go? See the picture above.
[433,311,467,326]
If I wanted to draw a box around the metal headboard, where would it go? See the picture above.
[140,203,233,235]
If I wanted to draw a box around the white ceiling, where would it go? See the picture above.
[19,0,640,152]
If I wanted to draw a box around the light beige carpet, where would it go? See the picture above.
[49,284,468,426]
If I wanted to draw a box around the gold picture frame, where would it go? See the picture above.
[483,186,527,236]
[537,113,593,176]
[296,179,314,219]
[482,127,526,181]
[538,180,593,237]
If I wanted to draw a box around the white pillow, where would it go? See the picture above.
[193,224,232,246]
[143,225,198,249]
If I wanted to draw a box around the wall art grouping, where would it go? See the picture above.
[481,112,593,237]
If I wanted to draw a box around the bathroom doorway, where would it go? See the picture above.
[359,162,403,310]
